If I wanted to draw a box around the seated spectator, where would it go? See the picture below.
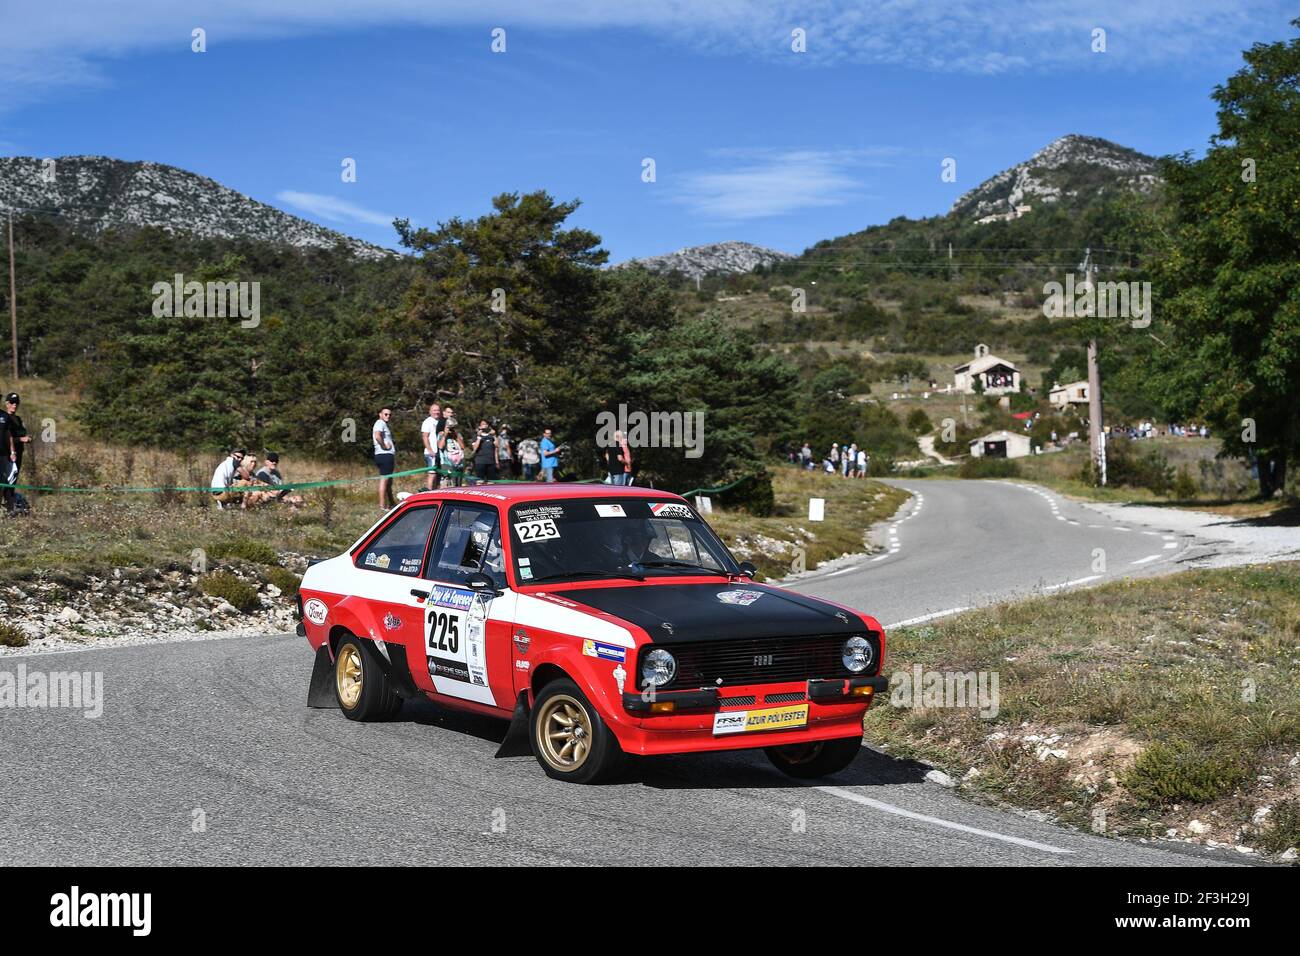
[210,448,246,509]
[253,452,304,507]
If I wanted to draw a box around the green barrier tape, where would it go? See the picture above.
[1,461,603,495]
[680,474,752,499]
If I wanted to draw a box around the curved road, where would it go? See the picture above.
[1,479,1240,866]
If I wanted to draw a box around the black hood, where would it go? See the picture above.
[554,581,865,644]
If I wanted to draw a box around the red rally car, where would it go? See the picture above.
[298,484,887,784]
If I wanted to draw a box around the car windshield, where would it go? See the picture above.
[507,497,738,584]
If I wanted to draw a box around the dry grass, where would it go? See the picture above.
[865,562,1300,856]
[707,465,909,579]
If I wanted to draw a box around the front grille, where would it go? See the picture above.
[765,691,807,704]
[649,633,878,691]
[719,695,757,707]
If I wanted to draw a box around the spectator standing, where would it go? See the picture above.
[440,423,465,487]
[604,430,632,485]
[856,447,868,478]
[800,442,812,470]
[471,420,499,484]
[1,393,31,515]
[420,401,443,490]
[496,425,515,479]
[373,406,396,510]
[518,435,540,480]
[540,428,559,482]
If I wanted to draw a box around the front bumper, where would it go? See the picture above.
[612,675,887,756]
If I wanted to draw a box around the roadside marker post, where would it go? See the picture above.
[808,497,825,522]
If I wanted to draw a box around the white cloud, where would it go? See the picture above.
[671,149,883,220]
[276,190,395,226]
[0,0,1292,113]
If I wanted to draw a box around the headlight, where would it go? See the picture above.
[641,648,677,687]
[842,635,874,673]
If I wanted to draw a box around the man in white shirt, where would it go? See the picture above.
[855,447,868,478]
[210,448,246,509]
[420,401,442,490]
[373,407,396,511]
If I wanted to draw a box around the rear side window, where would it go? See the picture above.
[356,506,438,576]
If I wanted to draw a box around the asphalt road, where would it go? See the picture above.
[0,479,1241,866]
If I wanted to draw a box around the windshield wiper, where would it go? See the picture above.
[527,569,646,584]
[631,560,725,575]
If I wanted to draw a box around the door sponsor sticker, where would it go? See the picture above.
[712,704,809,735]
[424,585,489,688]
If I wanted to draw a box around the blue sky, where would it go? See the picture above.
[0,1,1295,261]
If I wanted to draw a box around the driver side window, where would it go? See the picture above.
[429,505,506,588]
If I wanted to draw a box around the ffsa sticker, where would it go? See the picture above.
[514,518,559,542]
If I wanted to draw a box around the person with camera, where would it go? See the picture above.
[470,419,500,484]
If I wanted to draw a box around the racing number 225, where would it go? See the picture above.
[427,610,460,653]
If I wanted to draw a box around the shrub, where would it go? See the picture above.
[1172,467,1198,500]
[1090,440,1174,494]
[41,454,101,493]
[905,408,932,434]
[1256,799,1300,854]
[0,621,29,647]
[958,457,1021,479]
[263,566,302,595]
[716,468,775,517]
[1124,742,1248,806]
[210,538,279,565]
[200,572,261,613]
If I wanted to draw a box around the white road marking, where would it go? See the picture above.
[885,607,970,628]
[827,565,861,576]
[1131,554,1161,565]
[1163,542,1178,549]
[1114,527,1132,532]
[1042,575,1102,591]
[870,554,888,562]
[819,785,1073,855]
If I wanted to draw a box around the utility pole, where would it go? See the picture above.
[7,209,16,382]
[1080,248,1105,484]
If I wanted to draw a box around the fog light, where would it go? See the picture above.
[851,684,874,697]
[650,701,676,714]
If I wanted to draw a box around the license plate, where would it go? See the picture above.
[712,704,809,735]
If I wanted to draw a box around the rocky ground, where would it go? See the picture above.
[0,557,303,656]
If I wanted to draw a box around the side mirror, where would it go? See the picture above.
[737,561,757,578]
[466,571,500,595]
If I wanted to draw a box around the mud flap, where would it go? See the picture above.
[306,644,336,708]
[494,691,533,758]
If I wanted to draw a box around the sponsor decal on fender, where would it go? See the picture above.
[383,612,402,631]
[303,598,328,625]
[717,589,763,606]
[582,639,626,662]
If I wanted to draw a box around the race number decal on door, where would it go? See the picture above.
[424,585,489,688]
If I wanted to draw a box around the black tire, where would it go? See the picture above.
[529,678,623,784]
[333,635,402,721]
[765,735,862,779]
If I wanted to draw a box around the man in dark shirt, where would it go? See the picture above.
[1,393,30,515]
[252,451,304,507]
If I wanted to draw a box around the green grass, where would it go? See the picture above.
[209,537,281,566]
[864,562,1300,855]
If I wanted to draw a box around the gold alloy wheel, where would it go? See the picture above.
[336,643,364,710]
[778,741,826,765]
[537,694,593,772]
